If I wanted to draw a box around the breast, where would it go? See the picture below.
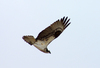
[33,36,55,51]
[33,40,45,50]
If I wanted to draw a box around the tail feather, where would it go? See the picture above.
[22,36,36,45]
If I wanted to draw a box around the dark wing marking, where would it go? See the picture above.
[36,16,71,40]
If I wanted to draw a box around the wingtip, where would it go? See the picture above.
[69,22,71,24]
[64,22,71,29]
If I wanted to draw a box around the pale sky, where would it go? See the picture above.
[0,0,100,68]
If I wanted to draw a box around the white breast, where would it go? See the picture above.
[33,36,55,51]
[33,40,46,50]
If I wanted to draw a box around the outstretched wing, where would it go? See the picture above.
[36,16,71,41]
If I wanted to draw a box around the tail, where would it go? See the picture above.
[22,35,36,45]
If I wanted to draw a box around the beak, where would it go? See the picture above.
[49,51,51,54]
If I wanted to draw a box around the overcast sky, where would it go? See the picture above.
[0,0,100,68]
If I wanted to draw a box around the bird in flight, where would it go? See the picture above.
[22,16,71,54]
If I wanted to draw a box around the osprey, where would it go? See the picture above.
[22,16,71,54]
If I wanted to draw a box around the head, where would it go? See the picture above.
[43,48,51,54]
